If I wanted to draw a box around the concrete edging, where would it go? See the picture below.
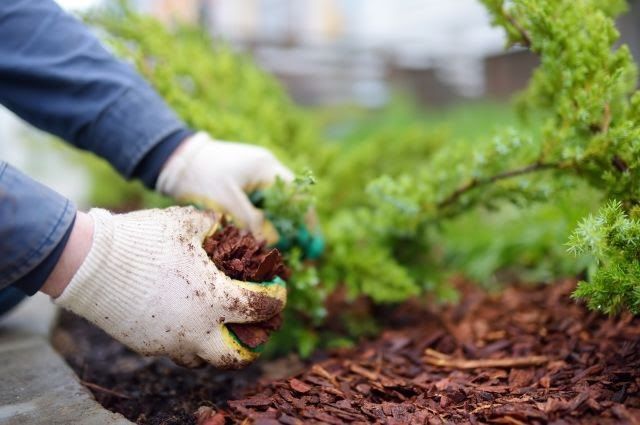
[0,294,132,425]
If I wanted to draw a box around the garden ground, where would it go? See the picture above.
[54,278,640,424]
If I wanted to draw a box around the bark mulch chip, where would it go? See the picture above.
[203,225,289,283]
[54,279,640,424]
[203,225,289,348]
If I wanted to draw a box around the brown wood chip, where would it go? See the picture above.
[289,378,311,394]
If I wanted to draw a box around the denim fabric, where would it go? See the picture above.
[0,163,76,291]
[0,0,191,293]
[0,287,27,316]
[0,0,188,180]
[12,215,75,295]
[134,128,193,188]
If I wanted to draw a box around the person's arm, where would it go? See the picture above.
[0,0,295,240]
[0,0,191,297]
[0,162,76,295]
[0,0,191,187]
[1,163,287,367]
[0,0,294,298]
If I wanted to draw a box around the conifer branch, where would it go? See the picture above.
[602,103,611,134]
[437,161,559,209]
[502,9,532,48]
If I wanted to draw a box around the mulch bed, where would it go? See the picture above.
[54,279,640,424]
[53,310,261,425]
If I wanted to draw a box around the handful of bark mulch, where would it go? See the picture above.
[203,225,289,349]
[203,225,289,282]
[224,279,640,424]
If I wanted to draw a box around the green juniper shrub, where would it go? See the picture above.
[80,0,640,355]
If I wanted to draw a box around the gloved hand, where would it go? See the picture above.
[55,206,287,369]
[157,132,294,243]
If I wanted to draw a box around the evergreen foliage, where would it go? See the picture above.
[569,201,640,314]
[83,0,640,354]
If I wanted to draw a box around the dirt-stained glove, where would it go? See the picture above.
[55,207,287,369]
[157,132,294,243]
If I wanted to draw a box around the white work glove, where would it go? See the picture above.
[55,207,287,369]
[157,132,294,243]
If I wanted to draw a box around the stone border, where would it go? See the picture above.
[0,294,132,425]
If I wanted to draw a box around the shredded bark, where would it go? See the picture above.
[203,225,289,282]
[225,279,640,424]
[55,279,640,424]
[227,314,283,350]
[203,225,290,348]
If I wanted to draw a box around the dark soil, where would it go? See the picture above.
[54,279,640,424]
[203,225,289,348]
[53,311,261,425]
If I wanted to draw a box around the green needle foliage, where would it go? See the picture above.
[83,0,640,354]
[569,201,640,314]
[368,0,640,315]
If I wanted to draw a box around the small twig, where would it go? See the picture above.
[374,351,383,376]
[501,416,528,425]
[311,364,341,389]
[81,380,132,399]
[503,9,531,48]
[612,155,628,172]
[471,403,495,414]
[602,103,611,134]
[349,363,378,381]
[437,162,558,209]
[424,349,549,369]
[323,386,346,397]
[425,348,451,360]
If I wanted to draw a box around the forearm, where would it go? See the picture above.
[40,211,93,298]
[0,0,191,185]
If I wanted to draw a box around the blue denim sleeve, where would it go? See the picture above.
[0,0,190,181]
[0,162,76,292]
